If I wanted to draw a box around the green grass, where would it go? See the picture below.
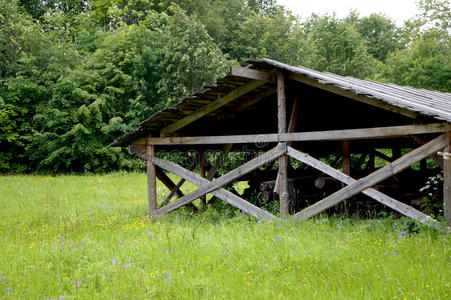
[0,173,450,299]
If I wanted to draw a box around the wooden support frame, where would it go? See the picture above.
[277,71,289,216]
[288,134,449,224]
[147,144,157,213]
[131,147,279,220]
[160,80,267,136]
[229,66,276,83]
[151,143,286,216]
[286,146,441,229]
[158,165,195,209]
[133,123,451,146]
[444,132,451,224]
[342,141,351,176]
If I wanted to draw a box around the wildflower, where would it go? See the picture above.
[124,264,129,268]
[393,252,396,256]
[165,271,169,275]
[58,234,62,239]
[166,277,171,282]
[276,236,280,242]
[112,258,116,263]
[165,249,169,253]
[340,241,343,244]
[7,287,11,293]
[337,224,341,229]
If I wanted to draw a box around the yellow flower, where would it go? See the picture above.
[425,284,430,288]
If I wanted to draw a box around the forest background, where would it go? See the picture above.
[0,0,450,174]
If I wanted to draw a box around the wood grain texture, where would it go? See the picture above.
[291,134,449,220]
[133,123,451,146]
[160,80,266,136]
[135,152,278,220]
[287,146,441,229]
[152,143,286,216]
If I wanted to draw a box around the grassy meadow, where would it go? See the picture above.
[0,173,450,299]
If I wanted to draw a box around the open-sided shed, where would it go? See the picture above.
[111,58,451,228]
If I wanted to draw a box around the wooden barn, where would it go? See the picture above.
[111,58,451,228]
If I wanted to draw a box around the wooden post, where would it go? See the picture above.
[199,149,207,211]
[277,71,289,216]
[444,132,451,225]
[342,141,351,176]
[147,144,157,213]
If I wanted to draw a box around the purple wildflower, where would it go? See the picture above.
[165,271,169,275]
[165,249,168,253]
[112,258,116,264]
[393,252,396,256]
[276,236,280,242]
[6,287,10,293]
[166,277,171,282]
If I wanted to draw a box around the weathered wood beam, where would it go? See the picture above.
[156,167,184,198]
[275,96,299,195]
[132,123,451,146]
[287,146,441,229]
[158,166,195,209]
[287,72,420,119]
[413,136,444,169]
[206,144,232,181]
[199,150,207,211]
[292,134,449,221]
[156,167,198,211]
[277,71,289,217]
[152,143,287,216]
[147,144,157,213]
[133,149,278,220]
[342,141,351,176]
[374,150,394,163]
[229,66,276,82]
[160,80,267,136]
[444,132,451,225]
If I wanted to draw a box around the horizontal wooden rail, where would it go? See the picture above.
[132,123,451,145]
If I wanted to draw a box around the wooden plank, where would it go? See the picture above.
[275,97,299,195]
[291,134,449,220]
[152,143,287,216]
[287,146,441,229]
[277,71,289,217]
[156,167,198,212]
[199,150,206,211]
[160,80,266,136]
[342,140,351,175]
[229,66,276,82]
[287,72,420,119]
[206,144,232,181]
[374,149,394,163]
[158,166,195,209]
[444,132,451,225]
[134,151,278,220]
[132,123,451,146]
[147,144,157,213]
[414,136,444,169]
[156,167,183,198]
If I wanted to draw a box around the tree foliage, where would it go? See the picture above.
[0,0,449,173]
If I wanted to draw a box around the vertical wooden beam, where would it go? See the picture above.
[199,149,207,211]
[342,141,351,176]
[444,132,451,225]
[277,71,289,216]
[147,144,157,213]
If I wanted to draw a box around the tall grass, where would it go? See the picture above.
[0,173,449,299]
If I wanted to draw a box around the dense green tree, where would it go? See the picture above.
[27,7,228,173]
[355,13,404,61]
[378,0,450,91]
[303,15,377,78]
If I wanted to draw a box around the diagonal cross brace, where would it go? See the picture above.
[287,146,441,229]
[136,145,285,218]
[151,143,286,216]
[289,134,449,221]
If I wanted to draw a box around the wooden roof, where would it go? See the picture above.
[111,58,451,147]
